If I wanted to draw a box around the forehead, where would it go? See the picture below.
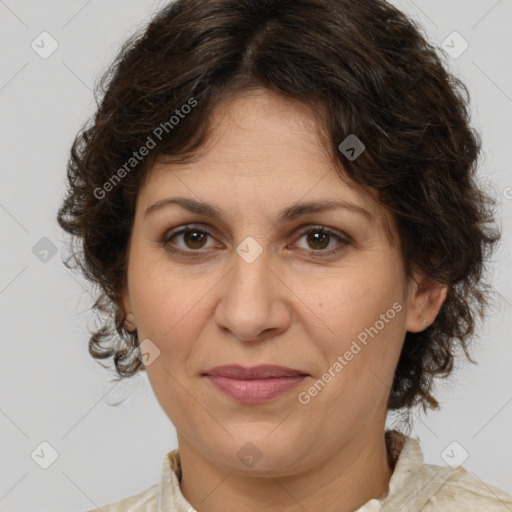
[138,88,398,244]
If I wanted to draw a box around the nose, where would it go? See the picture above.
[213,244,292,343]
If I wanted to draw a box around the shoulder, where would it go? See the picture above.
[420,464,512,511]
[81,450,186,512]
[83,483,159,512]
[379,433,512,512]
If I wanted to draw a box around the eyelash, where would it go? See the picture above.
[161,224,351,258]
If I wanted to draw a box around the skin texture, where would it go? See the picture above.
[122,88,448,512]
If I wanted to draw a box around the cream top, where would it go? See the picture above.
[87,431,512,511]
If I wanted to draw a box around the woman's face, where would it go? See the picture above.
[122,89,444,475]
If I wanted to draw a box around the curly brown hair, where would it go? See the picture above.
[57,0,500,412]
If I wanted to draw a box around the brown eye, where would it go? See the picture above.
[162,226,215,254]
[180,229,209,249]
[162,224,350,258]
[294,227,350,255]
[306,230,331,250]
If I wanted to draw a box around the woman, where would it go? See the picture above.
[57,0,512,510]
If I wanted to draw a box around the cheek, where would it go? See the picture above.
[127,254,207,352]
[302,267,401,341]
[302,269,406,398]
[130,265,209,418]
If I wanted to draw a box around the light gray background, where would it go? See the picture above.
[0,1,511,510]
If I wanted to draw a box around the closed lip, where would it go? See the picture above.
[202,364,309,379]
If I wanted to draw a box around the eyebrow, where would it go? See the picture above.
[144,197,373,222]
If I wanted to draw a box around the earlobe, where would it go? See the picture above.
[124,312,137,332]
[121,289,137,332]
[405,271,448,333]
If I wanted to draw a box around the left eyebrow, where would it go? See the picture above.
[144,197,374,222]
[278,199,374,222]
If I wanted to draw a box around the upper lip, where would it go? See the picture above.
[203,364,309,379]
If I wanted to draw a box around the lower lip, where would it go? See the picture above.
[204,375,307,404]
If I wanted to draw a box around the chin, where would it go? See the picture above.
[200,431,307,475]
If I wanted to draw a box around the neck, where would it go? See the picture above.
[177,427,394,512]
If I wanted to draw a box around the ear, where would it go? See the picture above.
[121,286,137,332]
[405,270,448,333]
